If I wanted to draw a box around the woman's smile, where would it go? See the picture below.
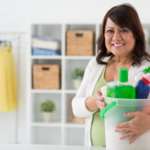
[111,42,125,48]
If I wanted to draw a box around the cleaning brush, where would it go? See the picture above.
[136,74,150,99]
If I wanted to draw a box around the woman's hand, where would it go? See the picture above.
[96,91,105,109]
[85,91,105,112]
[115,111,150,144]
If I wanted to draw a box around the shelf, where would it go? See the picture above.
[31,56,94,60]
[64,90,77,94]
[32,89,77,94]
[65,56,94,60]
[64,127,85,145]
[31,56,62,60]
[31,89,62,94]
[32,93,62,123]
[64,123,85,128]
[31,123,84,128]
[32,122,61,127]
[32,126,62,145]
[65,59,89,90]
[29,23,97,146]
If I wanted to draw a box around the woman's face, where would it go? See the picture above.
[104,18,135,58]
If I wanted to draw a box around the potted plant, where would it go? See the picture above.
[71,68,84,89]
[40,100,56,122]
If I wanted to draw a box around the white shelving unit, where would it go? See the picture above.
[27,23,97,146]
[27,23,150,146]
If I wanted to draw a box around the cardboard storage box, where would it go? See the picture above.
[66,30,94,56]
[33,64,60,89]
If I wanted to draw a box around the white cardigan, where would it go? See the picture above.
[72,57,150,146]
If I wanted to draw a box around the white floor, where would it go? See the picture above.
[0,145,105,150]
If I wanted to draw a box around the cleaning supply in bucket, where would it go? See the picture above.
[100,67,136,119]
[136,75,150,98]
[143,66,150,74]
[136,66,150,99]
[115,68,136,98]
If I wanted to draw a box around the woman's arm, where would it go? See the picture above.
[72,58,104,118]
[72,58,96,118]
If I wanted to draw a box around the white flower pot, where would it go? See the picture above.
[73,79,81,89]
[41,112,52,122]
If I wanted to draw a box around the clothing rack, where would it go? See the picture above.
[0,40,12,47]
[0,33,23,144]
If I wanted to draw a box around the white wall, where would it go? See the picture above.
[0,0,150,144]
[0,0,150,31]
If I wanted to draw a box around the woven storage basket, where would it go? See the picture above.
[66,30,94,56]
[33,64,60,89]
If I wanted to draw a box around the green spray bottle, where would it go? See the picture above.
[115,67,136,98]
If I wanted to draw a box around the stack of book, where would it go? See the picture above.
[32,37,61,56]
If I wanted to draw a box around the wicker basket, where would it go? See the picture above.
[32,64,60,89]
[66,30,94,56]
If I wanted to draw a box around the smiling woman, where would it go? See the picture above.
[72,3,150,148]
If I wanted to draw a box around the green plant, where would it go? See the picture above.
[71,68,84,80]
[40,100,55,112]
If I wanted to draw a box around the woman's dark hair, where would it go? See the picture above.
[96,3,150,65]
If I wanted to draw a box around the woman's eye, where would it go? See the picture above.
[105,30,114,33]
[120,28,130,33]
